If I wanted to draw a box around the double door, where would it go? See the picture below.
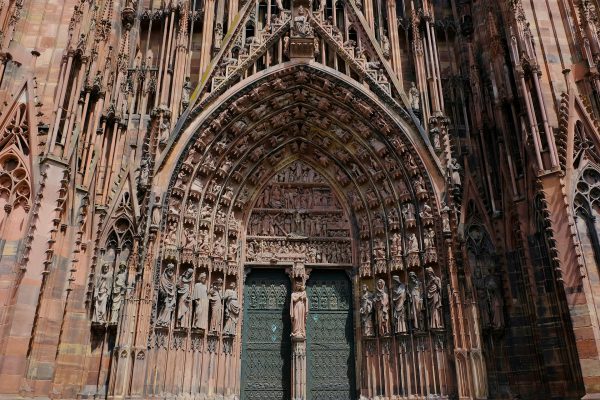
[241,269,355,400]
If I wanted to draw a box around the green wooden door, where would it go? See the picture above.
[307,270,356,400]
[241,269,292,400]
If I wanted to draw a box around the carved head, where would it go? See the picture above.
[198,272,207,283]
[409,271,419,284]
[425,267,435,279]
[118,262,126,272]
[102,263,110,273]
[376,279,385,291]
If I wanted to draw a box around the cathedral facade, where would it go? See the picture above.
[0,0,600,399]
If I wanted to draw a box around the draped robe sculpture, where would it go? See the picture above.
[156,264,176,327]
[290,281,308,339]
[192,272,209,330]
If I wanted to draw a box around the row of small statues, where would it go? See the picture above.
[360,268,443,336]
[248,211,348,238]
[246,239,352,264]
[155,264,240,336]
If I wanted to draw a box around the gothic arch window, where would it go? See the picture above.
[0,96,33,239]
[574,167,600,274]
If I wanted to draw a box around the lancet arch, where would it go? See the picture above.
[145,64,456,399]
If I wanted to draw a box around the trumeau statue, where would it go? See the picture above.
[290,280,308,339]
[426,267,443,329]
[374,279,390,336]
[192,272,209,331]
[408,272,423,330]
[223,282,240,336]
[156,264,176,327]
[392,276,407,334]
[360,283,375,337]
[208,278,224,334]
[93,263,112,323]
[110,262,127,324]
[176,268,194,328]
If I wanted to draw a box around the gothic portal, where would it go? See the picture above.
[2,0,600,399]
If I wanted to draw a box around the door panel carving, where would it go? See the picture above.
[307,270,356,400]
[241,269,291,400]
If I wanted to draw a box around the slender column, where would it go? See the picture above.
[292,338,307,400]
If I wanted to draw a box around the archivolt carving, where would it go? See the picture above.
[145,65,450,400]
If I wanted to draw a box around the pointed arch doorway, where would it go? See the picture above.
[240,160,356,400]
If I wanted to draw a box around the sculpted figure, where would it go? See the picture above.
[214,23,223,48]
[208,278,224,334]
[360,284,375,336]
[181,77,192,106]
[223,282,240,336]
[159,119,169,143]
[176,268,194,328]
[192,273,209,331]
[381,32,391,59]
[402,203,415,221]
[408,272,423,330]
[424,228,437,263]
[156,264,176,327]
[110,262,127,324]
[408,82,420,110]
[392,276,407,333]
[447,158,462,187]
[441,202,451,232]
[374,279,390,336]
[290,280,308,339]
[485,277,504,329]
[407,233,419,254]
[293,5,310,36]
[151,196,161,226]
[426,267,443,329]
[93,263,112,323]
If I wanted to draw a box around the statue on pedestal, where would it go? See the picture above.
[392,276,407,334]
[426,267,443,329]
[156,264,176,327]
[93,263,112,323]
[359,283,375,337]
[192,272,209,331]
[176,268,194,328]
[110,262,127,324]
[223,282,240,336]
[290,280,308,339]
[208,278,224,334]
[374,279,390,336]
